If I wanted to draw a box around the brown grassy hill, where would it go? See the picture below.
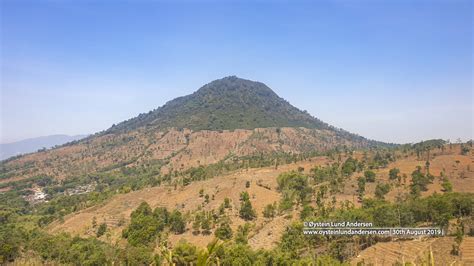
[338,144,474,206]
[1,127,374,185]
[47,158,325,248]
[47,146,473,250]
[350,237,461,265]
[351,236,474,265]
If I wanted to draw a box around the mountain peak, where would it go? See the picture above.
[197,76,275,96]
[207,75,265,87]
[210,75,247,82]
[106,77,332,133]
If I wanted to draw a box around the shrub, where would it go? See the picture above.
[169,210,186,234]
[374,183,390,199]
[263,203,276,218]
[96,223,107,237]
[441,179,453,192]
[239,199,256,221]
[364,170,376,182]
[215,221,233,240]
[389,168,400,181]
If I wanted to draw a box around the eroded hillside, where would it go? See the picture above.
[1,127,376,184]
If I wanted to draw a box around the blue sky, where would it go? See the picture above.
[1,0,472,144]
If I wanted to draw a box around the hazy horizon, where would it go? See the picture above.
[0,133,88,145]
[1,1,472,144]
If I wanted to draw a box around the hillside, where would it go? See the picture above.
[2,140,473,265]
[0,77,387,184]
[0,127,374,184]
[47,144,474,251]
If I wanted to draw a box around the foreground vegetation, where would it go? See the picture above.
[2,190,472,265]
[1,140,473,265]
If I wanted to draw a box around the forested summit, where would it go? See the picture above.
[106,76,334,133]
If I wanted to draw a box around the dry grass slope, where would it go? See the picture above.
[46,146,473,251]
[1,127,374,184]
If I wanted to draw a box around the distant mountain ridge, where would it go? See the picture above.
[0,134,87,160]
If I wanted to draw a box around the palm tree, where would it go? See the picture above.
[158,241,174,266]
[197,239,222,266]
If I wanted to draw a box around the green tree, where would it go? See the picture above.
[192,215,201,235]
[235,224,251,245]
[389,168,400,181]
[239,198,256,221]
[201,216,211,235]
[96,223,107,237]
[375,183,390,200]
[0,225,25,263]
[357,176,366,200]
[169,210,186,234]
[153,207,169,226]
[410,166,433,197]
[341,157,358,176]
[277,171,312,204]
[364,170,376,182]
[279,223,306,258]
[299,204,314,220]
[172,241,198,265]
[122,202,164,246]
[215,221,233,240]
[240,191,250,201]
[221,244,255,265]
[123,245,154,265]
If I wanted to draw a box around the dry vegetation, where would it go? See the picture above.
[2,134,472,265]
[1,127,374,184]
[46,144,473,257]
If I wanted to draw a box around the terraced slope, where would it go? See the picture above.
[461,237,474,265]
[47,159,323,249]
[351,239,436,265]
[351,237,468,265]
[248,215,292,250]
[44,146,473,251]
